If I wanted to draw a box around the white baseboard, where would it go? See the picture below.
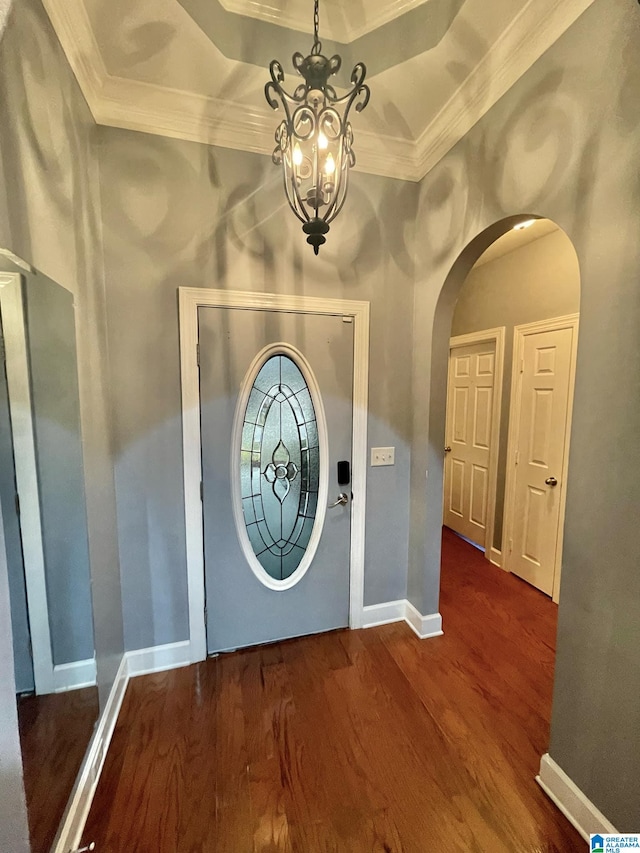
[53,652,181,695]
[489,547,502,568]
[126,639,192,677]
[404,601,444,639]
[51,639,192,852]
[362,599,444,640]
[52,652,129,853]
[362,599,407,628]
[536,753,617,841]
[53,657,97,693]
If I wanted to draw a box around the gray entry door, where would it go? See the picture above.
[198,307,354,653]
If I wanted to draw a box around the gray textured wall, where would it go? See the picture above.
[0,0,124,708]
[97,132,417,649]
[0,2,126,844]
[25,274,95,665]
[411,0,640,830]
[451,228,580,548]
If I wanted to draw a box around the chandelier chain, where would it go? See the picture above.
[312,0,321,55]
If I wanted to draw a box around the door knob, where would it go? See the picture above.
[328,492,349,508]
[545,477,558,487]
[444,446,452,453]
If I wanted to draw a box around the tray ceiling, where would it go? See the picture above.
[42,0,595,181]
[216,0,427,43]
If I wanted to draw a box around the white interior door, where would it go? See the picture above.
[507,322,577,596]
[443,341,497,548]
[198,306,354,653]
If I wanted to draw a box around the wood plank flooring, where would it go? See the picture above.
[18,684,98,853]
[82,528,584,851]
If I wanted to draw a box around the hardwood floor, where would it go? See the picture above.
[18,684,98,853]
[82,528,584,851]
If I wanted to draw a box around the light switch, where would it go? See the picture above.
[371,447,395,466]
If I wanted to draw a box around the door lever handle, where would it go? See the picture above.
[545,477,558,487]
[328,492,349,508]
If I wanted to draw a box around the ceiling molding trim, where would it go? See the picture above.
[98,76,276,153]
[43,0,595,185]
[0,0,13,39]
[95,75,420,182]
[414,0,597,177]
[41,0,107,113]
[351,130,420,183]
[217,0,427,44]
[41,0,418,180]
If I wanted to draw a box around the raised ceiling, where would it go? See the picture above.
[216,0,429,43]
[42,0,595,181]
[474,218,559,268]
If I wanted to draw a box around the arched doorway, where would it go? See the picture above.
[441,216,580,601]
[420,215,582,606]
[430,215,583,819]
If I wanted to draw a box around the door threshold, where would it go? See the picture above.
[207,624,350,657]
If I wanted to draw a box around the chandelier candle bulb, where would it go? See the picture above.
[264,0,370,254]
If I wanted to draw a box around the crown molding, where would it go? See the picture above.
[41,0,107,104]
[217,0,426,44]
[91,73,419,181]
[414,0,597,177]
[42,0,596,185]
[0,0,13,39]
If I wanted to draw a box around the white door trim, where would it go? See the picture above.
[179,287,370,663]
[0,272,55,694]
[502,313,579,602]
[445,327,505,562]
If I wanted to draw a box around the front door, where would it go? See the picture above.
[443,340,497,548]
[508,323,576,596]
[198,307,354,653]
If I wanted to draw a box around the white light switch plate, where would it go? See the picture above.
[371,447,395,466]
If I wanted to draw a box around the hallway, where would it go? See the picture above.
[81,529,583,851]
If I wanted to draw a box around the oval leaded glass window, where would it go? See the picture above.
[238,350,323,583]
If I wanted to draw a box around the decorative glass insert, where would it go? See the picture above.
[240,354,320,581]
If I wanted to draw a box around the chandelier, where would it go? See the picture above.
[264,0,370,254]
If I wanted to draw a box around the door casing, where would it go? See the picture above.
[444,327,505,565]
[1,272,54,693]
[502,314,579,603]
[179,287,370,663]
[1,267,97,695]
